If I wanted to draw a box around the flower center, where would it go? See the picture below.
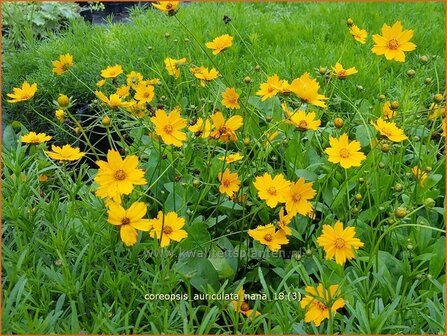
[223,179,231,187]
[387,39,399,50]
[114,169,127,181]
[334,237,346,249]
[267,187,277,195]
[292,193,302,202]
[30,137,40,144]
[163,225,173,235]
[381,126,392,136]
[338,70,346,77]
[315,301,328,311]
[166,3,173,9]
[164,124,173,134]
[339,148,350,158]
[121,217,130,225]
[219,126,228,134]
[240,302,249,312]
[298,120,308,129]
[264,234,273,242]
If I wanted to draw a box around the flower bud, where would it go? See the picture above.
[243,76,252,84]
[164,32,171,38]
[243,137,251,146]
[419,55,429,64]
[433,94,443,104]
[424,198,435,208]
[102,116,111,126]
[378,94,386,102]
[381,143,390,153]
[334,117,344,128]
[254,65,261,72]
[395,207,407,218]
[319,67,327,75]
[57,94,70,108]
[55,109,66,122]
[394,183,403,192]
[390,101,400,110]
[424,77,432,85]
[406,69,416,78]
[346,18,354,27]
[354,193,363,202]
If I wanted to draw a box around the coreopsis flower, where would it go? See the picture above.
[210,111,243,143]
[152,1,179,15]
[94,149,147,202]
[382,101,396,119]
[127,71,144,88]
[350,24,367,44]
[278,207,293,235]
[218,153,243,163]
[142,78,160,86]
[206,34,233,55]
[282,103,321,131]
[96,79,106,87]
[101,64,123,79]
[248,224,289,252]
[190,66,219,87]
[324,133,366,169]
[188,118,212,138]
[428,103,445,121]
[284,178,316,217]
[6,81,37,103]
[57,94,70,108]
[46,145,85,161]
[231,288,261,319]
[371,21,416,62]
[289,73,328,108]
[442,120,446,137]
[55,109,66,122]
[218,168,240,197]
[317,221,364,265]
[107,201,151,246]
[300,284,345,327]
[149,211,188,248]
[370,118,407,142]
[253,173,290,208]
[95,91,133,109]
[256,74,283,102]
[412,166,427,187]
[221,87,240,109]
[38,175,49,183]
[127,100,147,118]
[52,53,73,75]
[134,83,155,104]
[21,132,52,144]
[164,57,187,78]
[150,107,187,147]
[331,62,358,79]
[116,85,130,98]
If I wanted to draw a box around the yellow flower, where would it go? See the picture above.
[52,53,73,75]
[95,91,133,109]
[371,21,416,62]
[55,109,66,122]
[218,168,240,197]
[428,103,445,121]
[371,118,407,142]
[317,221,364,265]
[289,73,328,108]
[189,118,212,138]
[190,66,219,87]
[151,107,187,147]
[7,81,37,103]
[126,71,143,88]
[96,79,106,87]
[164,57,187,78]
[57,94,70,108]
[412,166,427,187]
[253,173,290,208]
[282,103,321,131]
[221,87,240,109]
[350,25,367,44]
[206,34,233,55]
[231,288,261,319]
[38,174,49,183]
[142,78,160,86]
[284,178,316,217]
[218,153,243,163]
[21,131,52,144]
[134,83,155,104]
[126,100,147,118]
[331,62,358,79]
[116,85,130,98]
[325,133,366,169]
[248,224,289,252]
[300,284,345,327]
[101,64,123,79]
[256,74,282,102]
[149,211,188,248]
[278,207,293,235]
[107,201,152,246]
[210,111,243,143]
[382,101,396,119]
[46,144,85,161]
[152,1,179,15]
[442,119,446,138]
[94,149,147,202]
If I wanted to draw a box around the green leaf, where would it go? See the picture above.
[429,236,445,279]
